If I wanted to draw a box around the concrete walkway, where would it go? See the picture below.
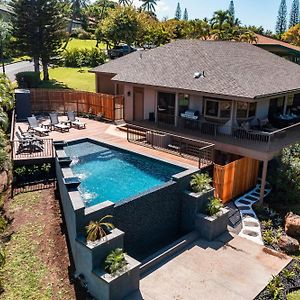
[129,233,290,300]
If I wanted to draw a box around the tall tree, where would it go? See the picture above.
[289,0,299,28]
[228,0,235,20]
[12,0,66,80]
[175,2,181,20]
[276,0,287,35]
[183,8,188,21]
[140,0,159,13]
[0,19,12,74]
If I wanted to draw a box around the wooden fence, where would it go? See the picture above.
[213,157,259,203]
[30,89,124,121]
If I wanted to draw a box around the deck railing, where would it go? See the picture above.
[12,138,54,161]
[155,114,300,152]
[126,124,214,169]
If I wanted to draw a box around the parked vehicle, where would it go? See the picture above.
[108,44,136,59]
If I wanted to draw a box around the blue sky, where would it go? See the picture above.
[129,0,295,32]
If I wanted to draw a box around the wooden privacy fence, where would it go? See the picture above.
[30,89,124,121]
[213,157,259,203]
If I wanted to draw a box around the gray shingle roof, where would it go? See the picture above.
[91,40,300,99]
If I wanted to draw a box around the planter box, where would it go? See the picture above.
[94,254,141,300]
[195,208,229,241]
[181,188,215,232]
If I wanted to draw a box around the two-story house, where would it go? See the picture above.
[91,40,300,203]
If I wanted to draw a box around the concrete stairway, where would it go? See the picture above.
[234,183,271,245]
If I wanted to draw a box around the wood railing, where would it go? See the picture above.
[30,89,124,121]
[126,124,214,169]
[155,114,300,152]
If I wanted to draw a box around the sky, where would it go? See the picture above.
[124,0,294,32]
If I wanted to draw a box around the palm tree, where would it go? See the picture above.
[210,10,231,30]
[119,0,132,6]
[86,215,114,242]
[140,0,159,12]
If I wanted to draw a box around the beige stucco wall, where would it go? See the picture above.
[124,85,134,121]
[144,88,156,119]
[96,74,115,94]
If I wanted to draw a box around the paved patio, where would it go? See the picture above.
[129,233,291,300]
[14,117,199,168]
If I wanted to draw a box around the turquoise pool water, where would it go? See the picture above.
[64,141,184,207]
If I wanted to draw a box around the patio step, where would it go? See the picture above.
[140,231,200,276]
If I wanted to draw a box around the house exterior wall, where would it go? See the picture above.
[96,74,115,94]
[124,85,133,121]
[144,87,156,120]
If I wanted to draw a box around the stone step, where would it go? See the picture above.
[140,231,200,276]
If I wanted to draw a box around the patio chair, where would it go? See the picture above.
[67,111,86,129]
[49,113,70,133]
[18,126,44,146]
[16,131,44,154]
[27,116,50,136]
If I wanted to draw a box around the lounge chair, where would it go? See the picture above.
[18,126,44,146]
[49,113,70,133]
[16,131,44,154]
[27,116,50,136]
[67,111,86,129]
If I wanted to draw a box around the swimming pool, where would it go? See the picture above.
[64,140,185,207]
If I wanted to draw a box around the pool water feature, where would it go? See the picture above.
[64,140,185,207]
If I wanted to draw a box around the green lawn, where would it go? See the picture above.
[65,38,105,51]
[39,67,95,92]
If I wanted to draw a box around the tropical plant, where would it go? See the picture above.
[0,74,14,132]
[282,268,296,281]
[190,173,212,193]
[206,197,223,217]
[140,0,159,13]
[119,0,132,6]
[267,275,284,300]
[282,24,300,46]
[104,248,128,275]
[86,215,114,242]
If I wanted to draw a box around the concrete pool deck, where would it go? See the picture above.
[15,117,199,168]
[128,233,291,300]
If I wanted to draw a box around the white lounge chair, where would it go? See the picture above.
[49,113,70,132]
[27,116,50,136]
[67,111,86,129]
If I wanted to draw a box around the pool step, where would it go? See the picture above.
[140,231,200,276]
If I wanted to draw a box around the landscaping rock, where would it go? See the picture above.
[278,235,299,254]
[285,212,300,240]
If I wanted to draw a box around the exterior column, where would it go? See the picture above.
[259,160,269,205]
[283,94,288,114]
[175,93,179,127]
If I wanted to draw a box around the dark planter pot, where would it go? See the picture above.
[195,208,229,241]
[181,188,215,232]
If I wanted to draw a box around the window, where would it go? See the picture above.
[178,94,190,115]
[236,102,256,119]
[206,100,219,117]
[205,99,232,119]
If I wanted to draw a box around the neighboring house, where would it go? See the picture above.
[255,34,300,64]
[90,40,300,202]
[0,4,14,22]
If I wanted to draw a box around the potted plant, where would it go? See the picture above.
[86,215,114,243]
[195,196,229,241]
[181,173,215,232]
[104,248,128,275]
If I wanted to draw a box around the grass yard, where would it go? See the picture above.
[65,38,105,51]
[39,67,95,92]
[0,190,79,300]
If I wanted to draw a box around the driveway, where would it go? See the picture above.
[2,60,34,81]
[129,233,291,300]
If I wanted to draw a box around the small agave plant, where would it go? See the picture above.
[86,215,114,242]
[104,248,128,275]
[190,173,212,193]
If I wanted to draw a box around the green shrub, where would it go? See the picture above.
[190,173,212,193]
[62,48,106,67]
[70,28,92,39]
[0,149,7,171]
[206,197,223,217]
[267,275,284,300]
[104,248,128,275]
[16,72,40,88]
